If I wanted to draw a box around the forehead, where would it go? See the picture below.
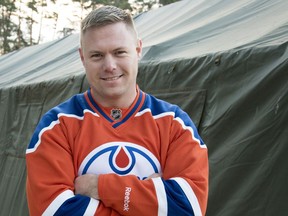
[81,22,136,48]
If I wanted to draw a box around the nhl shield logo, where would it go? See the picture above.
[111,108,122,120]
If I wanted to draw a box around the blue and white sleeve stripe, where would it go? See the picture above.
[43,190,99,216]
[152,177,202,216]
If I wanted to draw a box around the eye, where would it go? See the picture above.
[115,50,127,56]
[91,53,103,59]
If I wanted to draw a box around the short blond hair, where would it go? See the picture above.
[81,6,137,39]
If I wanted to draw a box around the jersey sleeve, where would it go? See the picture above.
[98,108,208,216]
[25,111,121,216]
[160,109,208,216]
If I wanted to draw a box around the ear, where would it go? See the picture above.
[136,39,143,59]
[79,47,85,64]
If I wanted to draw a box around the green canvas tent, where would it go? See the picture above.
[0,0,288,215]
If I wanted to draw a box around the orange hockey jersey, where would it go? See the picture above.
[26,88,208,216]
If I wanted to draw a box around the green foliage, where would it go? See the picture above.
[131,0,179,14]
[159,0,178,5]
[72,0,131,11]
[27,0,38,12]
[0,0,27,54]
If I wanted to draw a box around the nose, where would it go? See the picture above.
[103,55,116,72]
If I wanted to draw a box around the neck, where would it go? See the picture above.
[91,87,138,108]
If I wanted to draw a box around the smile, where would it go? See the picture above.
[101,74,123,81]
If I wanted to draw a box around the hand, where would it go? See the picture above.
[74,174,100,200]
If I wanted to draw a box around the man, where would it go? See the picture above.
[26,6,208,216]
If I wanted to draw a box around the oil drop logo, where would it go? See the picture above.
[78,142,161,180]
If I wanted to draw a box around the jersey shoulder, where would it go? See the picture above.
[27,92,90,152]
[139,92,205,145]
[140,93,187,120]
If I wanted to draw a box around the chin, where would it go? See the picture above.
[105,89,124,98]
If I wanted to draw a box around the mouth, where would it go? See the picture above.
[101,74,123,81]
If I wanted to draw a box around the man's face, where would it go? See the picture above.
[79,22,142,107]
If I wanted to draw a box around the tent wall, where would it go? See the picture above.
[1,42,287,216]
[138,43,288,215]
[0,0,288,215]
[0,75,87,215]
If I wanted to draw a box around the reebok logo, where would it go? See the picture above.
[123,187,132,211]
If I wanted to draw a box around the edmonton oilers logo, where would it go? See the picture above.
[78,142,161,180]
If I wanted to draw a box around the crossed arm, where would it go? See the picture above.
[74,173,162,200]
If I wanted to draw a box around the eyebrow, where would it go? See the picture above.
[88,47,128,54]
[114,47,128,51]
